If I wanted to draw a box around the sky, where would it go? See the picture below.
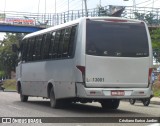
[0,0,160,13]
[0,0,160,40]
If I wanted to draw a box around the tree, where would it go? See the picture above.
[134,12,160,26]
[134,12,145,21]
[150,28,160,63]
[97,5,108,16]
[0,33,24,78]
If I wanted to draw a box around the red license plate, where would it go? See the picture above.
[111,90,125,96]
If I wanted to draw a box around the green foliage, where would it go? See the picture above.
[2,79,16,91]
[134,12,160,25]
[150,28,160,62]
[134,12,160,62]
[0,71,5,77]
[153,81,160,97]
[0,33,24,77]
[97,5,108,16]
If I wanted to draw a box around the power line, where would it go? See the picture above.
[37,0,40,14]
[135,0,151,6]
[56,0,68,11]
[60,0,80,11]
[71,0,82,10]
[4,0,6,13]
[143,0,159,7]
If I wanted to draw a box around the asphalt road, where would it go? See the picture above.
[0,91,160,126]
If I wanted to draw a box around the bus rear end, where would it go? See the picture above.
[76,18,153,109]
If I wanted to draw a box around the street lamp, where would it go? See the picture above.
[84,0,88,17]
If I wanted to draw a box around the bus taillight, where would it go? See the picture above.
[148,68,153,84]
[76,66,85,82]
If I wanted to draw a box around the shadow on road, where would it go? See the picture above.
[123,99,160,106]
[13,100,150,116]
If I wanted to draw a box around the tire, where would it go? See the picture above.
[50,88,61,108]
[100,99,120,109]
[20,87,28,102]
[142,98,150,106]
[129,99,136,105]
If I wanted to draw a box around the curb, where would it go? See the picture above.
[3,90,16,92]
[150,101,160,105]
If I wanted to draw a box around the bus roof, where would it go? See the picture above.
[23,17,143,39]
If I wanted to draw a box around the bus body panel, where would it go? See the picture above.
[76,83,152,99]
[21,59,76,98]
[84,18,152,90]
[16,17,153,103]
[85,56,150,88]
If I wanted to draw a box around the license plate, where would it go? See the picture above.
[111,90,125,96]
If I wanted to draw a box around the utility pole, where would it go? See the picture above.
[84,0,88,17]
[4,0,6,13]
[133,0,136,12]
[152,0,154,12]
[99,0,101,6]
[44,0,46,20]
[55,0,56,14]
[55,0,57,25]
[68,0,69,21]
[82,0,83,16]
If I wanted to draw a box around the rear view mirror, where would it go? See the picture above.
[12,44,19,52]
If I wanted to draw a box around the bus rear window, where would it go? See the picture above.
[86,20,149,57]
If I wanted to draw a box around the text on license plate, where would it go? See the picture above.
[111,90,125,96]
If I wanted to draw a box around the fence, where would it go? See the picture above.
[0,5,160,27]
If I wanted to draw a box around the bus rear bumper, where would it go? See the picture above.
[76,83,152,99]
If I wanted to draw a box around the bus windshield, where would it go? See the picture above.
[86,20,149,57]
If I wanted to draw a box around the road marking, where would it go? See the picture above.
[7,105,22,110]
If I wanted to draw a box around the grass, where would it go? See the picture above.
[152,80,160,97]
[2,79,16,91]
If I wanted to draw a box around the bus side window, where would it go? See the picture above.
[27,38,35,62]
[53,30,61,59]
[32,37,37,61]
[49,32,56,59]
[41,34,47,60]
[62,27,72,58]
[30,37,35,61]
[31,37,36,61]
[35,35,43,61]
[58,29,65,58]
[22,39,28,62]
[68,25,77,57]
[20,42,23,61]
[43,33,51,60]
[26,38,31,61]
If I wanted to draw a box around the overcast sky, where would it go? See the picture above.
[0,0,160,13]
[0,0,160,40]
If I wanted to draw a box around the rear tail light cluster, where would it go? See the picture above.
[76,66,85,82]
[148,68,153,85]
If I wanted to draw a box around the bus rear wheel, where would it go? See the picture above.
[100,99,120,109]
[20,87,28,102]
[50,88,61,108]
